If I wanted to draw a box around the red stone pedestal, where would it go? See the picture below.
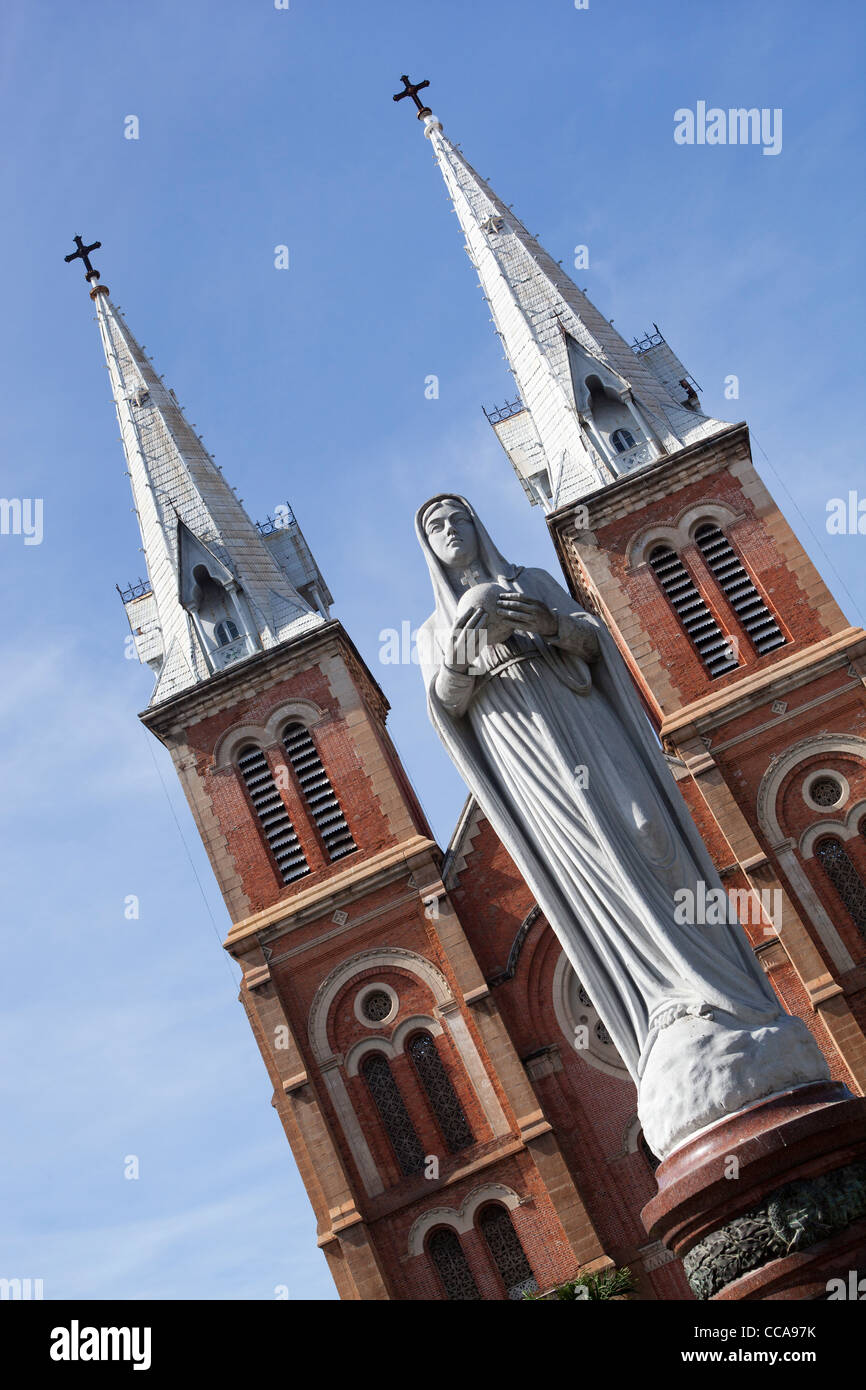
[641,1082,866,1300]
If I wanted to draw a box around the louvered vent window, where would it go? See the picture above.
[648,546,739,677]
[815,836,866,938]
[237,745,309,885]
[408,1033,474,1154]
[427,1229,482,1301]
[282,723,356,862]
[694,524,786,656]
[478,1205,539,1301]
[361,1053,426,1176]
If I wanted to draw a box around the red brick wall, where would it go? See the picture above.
[388,1151,578,1299]
[184,657,424,915]
[590,465,836,710]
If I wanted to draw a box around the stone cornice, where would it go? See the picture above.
[660,627,866,742]
[547,421,750,535]
[139,620,389,740]
[223,834,439,952]
[357,1137,529,1229]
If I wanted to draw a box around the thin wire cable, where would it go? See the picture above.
[141,727,239,987]
[750,431,864,627]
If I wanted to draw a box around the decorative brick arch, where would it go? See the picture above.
[757,734,866,845]
[626,499,743,569]
[392,1014,445,1053]
[407,1183,522,1256]
[800,801,866,859]
[263,697,327,744]
[309,947,510,1170]
[212,721,270,768]
[551,949,629,1080]
[755,734,866,973]
[212,697,327,767]
[343,1036,398,1076]
[344,1015,444,1077]
[308,948,454,1064]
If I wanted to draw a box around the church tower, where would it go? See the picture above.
[69,241,622,1300]
[408,92,866,1103]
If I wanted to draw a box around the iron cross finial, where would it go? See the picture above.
[392,74,431,117]
[64,234,102,281]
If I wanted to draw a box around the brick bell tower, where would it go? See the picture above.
[415,98,866,1103]
[404,89,866,1297]
[72,245,616,1300]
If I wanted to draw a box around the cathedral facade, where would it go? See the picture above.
[74,95,866,1301]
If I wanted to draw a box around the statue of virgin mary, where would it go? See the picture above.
[415,495,828,1157]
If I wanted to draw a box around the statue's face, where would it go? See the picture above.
[424,501,478,569]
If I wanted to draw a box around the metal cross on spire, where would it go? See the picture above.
[64,234,102,282]
[392,73,431,118]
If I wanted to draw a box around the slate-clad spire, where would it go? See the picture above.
[412,106,727,510]
[81,261,328,706]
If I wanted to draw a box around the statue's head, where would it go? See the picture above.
[420,497,478,569]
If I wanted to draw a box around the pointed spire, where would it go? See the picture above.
[404,102,727,509]
[70,249,329,705]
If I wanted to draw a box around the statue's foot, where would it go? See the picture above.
[637,1008,830,1159]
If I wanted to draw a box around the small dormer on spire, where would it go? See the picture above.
[395,93,729,511]
[67,239,330,707]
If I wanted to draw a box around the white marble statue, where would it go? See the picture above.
[416,495,829,1157]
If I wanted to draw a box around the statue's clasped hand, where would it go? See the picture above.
[496,593,558,637]
[443,592,559,674]
[444,605,488,673]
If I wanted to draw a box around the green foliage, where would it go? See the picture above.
[523,1266,636,1301]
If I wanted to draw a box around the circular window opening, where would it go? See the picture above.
[595,1018,612,1046]
[810,776,844,808]
[361,990,392,1023]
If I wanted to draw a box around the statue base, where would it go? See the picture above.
[637,1008,830,1158]
[641,1081,866,1299]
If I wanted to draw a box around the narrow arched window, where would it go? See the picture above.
[648,546,738,677]
[361,1053,425,1176]
[214,618,240,646]
[427,1228,481,1301]
[611,427,636,453]
[282,723,356,862]
[407,1032,474,1153]
[237,745,309,884]
[815,836,866,937]
[478,1204,538,1300]
[694,523,785,656]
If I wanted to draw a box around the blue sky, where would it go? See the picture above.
[1,0,864,1300]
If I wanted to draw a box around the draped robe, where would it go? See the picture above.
[415,497,825,1136]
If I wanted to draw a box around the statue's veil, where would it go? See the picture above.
[414,494,520,627]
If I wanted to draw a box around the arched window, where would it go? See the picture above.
[407,1032,474,1153]
[815,836,866,937]
[477,1204,538,1300]
[361,1053,425,1176]
[214,618,240,646]
[648,546,739,677]
[237,745,309,884]
[611,427,636,453]
[694,523,785,656]
[282,723,356,862]
[427,1228,481,1301]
